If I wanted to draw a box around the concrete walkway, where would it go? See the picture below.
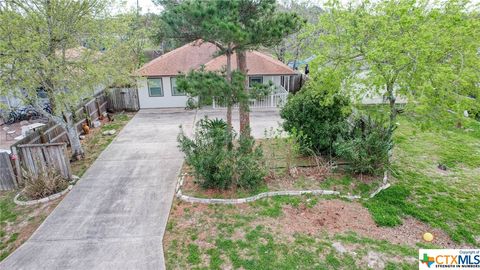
[0,109,197,270]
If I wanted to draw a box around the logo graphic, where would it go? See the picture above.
[419,249,480,270]
[420,253,435,268]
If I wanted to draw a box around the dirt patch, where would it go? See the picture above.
[165,198,463,251]
[269,199,465,248]
[181,173,243,199]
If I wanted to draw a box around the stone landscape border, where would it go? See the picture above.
[175,172,390,205]
[13,175,80,206]
[14,185,73,206]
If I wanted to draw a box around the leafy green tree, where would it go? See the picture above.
[0,0,137,158]
[273,0,323,65]
[161,0,303,136]
[308,0,479,129]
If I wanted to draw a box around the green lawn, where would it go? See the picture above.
[365,113,480,244]
[165,112,480,269]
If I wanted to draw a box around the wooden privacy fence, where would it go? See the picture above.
[106,88,140,112]
[0,152,17,190]
[16,143,72,181]
[10,92,109,148]
[74,93,108,130]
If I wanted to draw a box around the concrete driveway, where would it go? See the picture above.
[0,109,197,270]
[0,108,281,270]
[196,108,282,138]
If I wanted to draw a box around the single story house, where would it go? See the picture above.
[135,40,297,109]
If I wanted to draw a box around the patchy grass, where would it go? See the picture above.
[0,191,59,262]
[70,112,134,176]
[164,198,428,270]
[166,109,480,269]
[0,112,135,262]
[364,113,480,245]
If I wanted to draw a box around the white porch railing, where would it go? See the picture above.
[212,85,289,109]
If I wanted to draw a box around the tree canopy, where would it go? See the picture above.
[0,0,139,157]
[307,0,480,126]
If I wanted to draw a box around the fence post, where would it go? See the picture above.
[83,104,91,127]
[95,99,101,120]
[212,98,216,109]
[271,94,274,107]
[12,146,22,186]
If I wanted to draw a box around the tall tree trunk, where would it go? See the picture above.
[237,50,250,137]
[34,104,85,160]
[386,82,397,127]
[386,82,396,164]
[226,50,233,130]
[65,117,84,160]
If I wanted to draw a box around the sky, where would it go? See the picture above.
[125,0,327,14]
[126,0,161,13]
[125,0,479,14]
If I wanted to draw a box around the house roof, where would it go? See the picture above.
[136,40,296,77]
[135,40,218,77]
[204,51,297,76]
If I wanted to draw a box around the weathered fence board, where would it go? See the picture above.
[0,152,17,190]
[11,92,108,148]
[3,91,110,188]
[17,143,72,180]
[106,88,140,112]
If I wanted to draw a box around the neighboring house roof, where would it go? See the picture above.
[136,40,219,77]
[204,51,297,76]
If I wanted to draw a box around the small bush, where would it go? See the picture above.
[334,115,394,175]
[235,133,266,189]
[178,118,234,189]
[280,88,350,155]
[178,118,265,190]
[23,167,69,200]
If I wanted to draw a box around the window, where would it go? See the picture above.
[148,78,163,97]
[249,76,263,88]
[171,77,185,96]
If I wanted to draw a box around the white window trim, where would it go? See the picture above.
[170,77,185,96]
[148,78,164,97]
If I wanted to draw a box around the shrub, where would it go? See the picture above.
[235,133,266,189]
[334,115,394,175]
[280,88,350,155]
[178,118,234,189]
[178,118,265,190]
[23,167,69,200]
